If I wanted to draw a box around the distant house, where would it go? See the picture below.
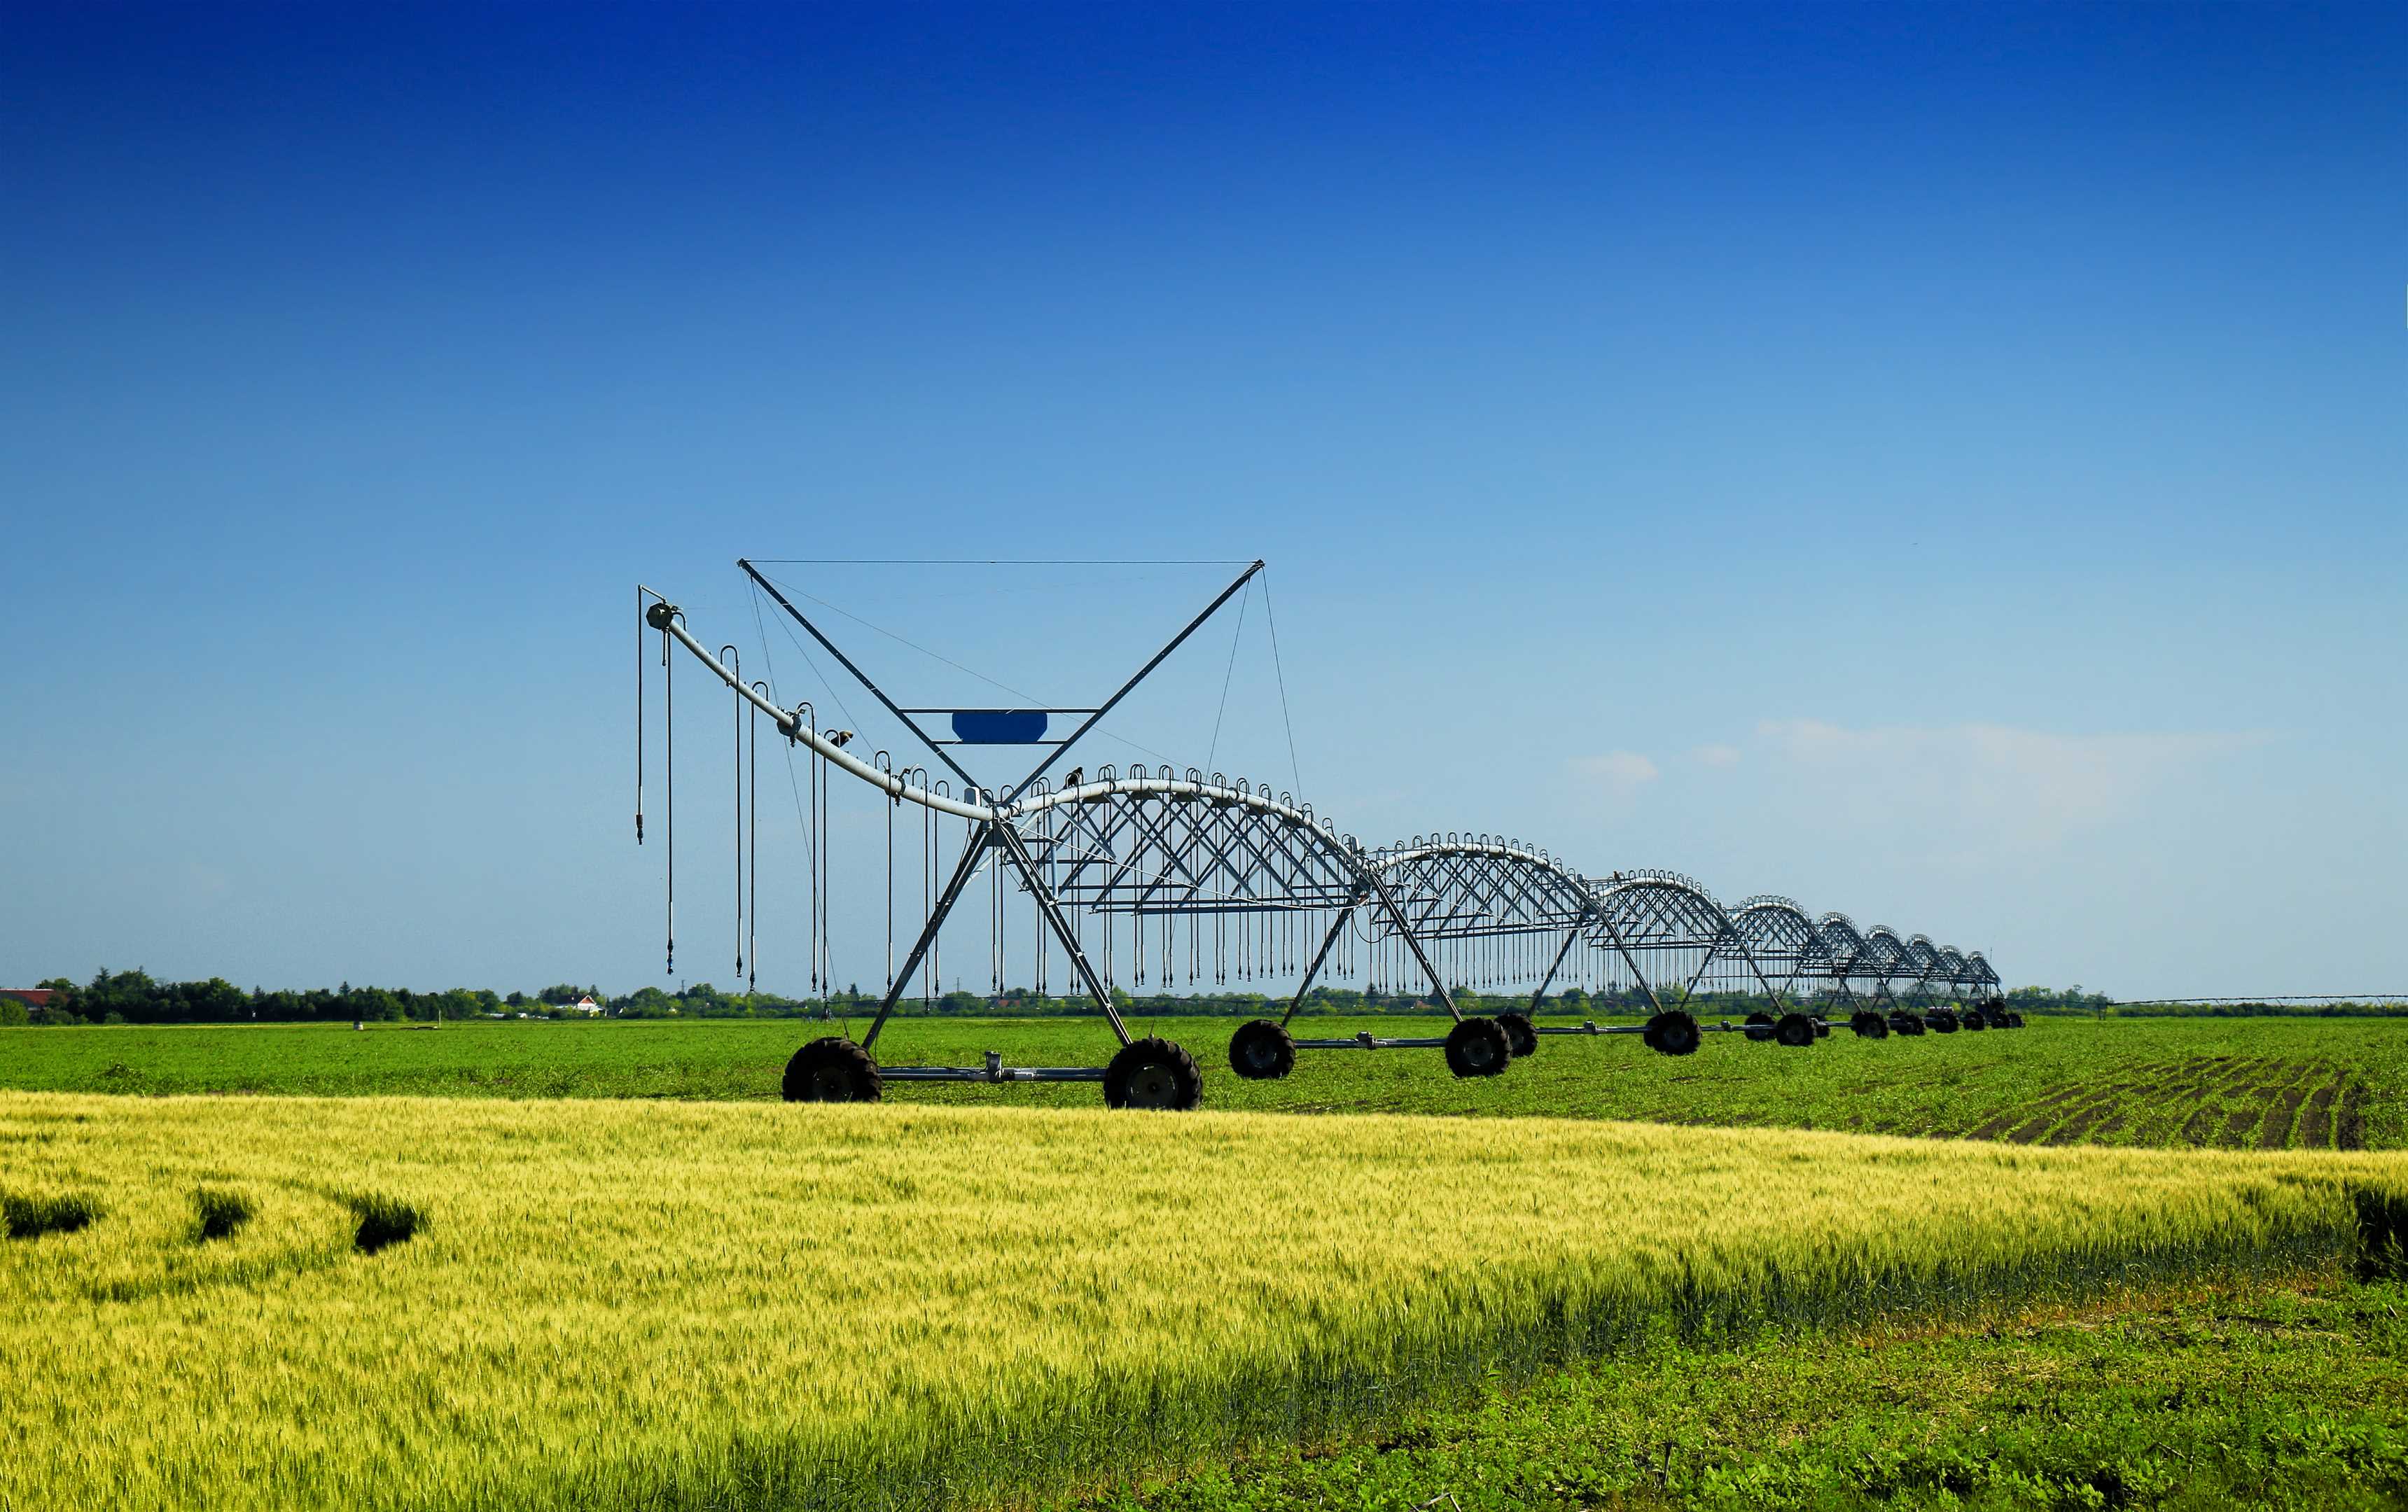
[0,988,54,1009]
[571,995,602,1015]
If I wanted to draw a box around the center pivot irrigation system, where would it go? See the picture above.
[635,560,2014,1110]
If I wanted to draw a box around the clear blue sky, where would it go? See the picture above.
[4,4,2402,1000]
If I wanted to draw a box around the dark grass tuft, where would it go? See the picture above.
[191,1186,253,1242]
[3,1191,99,1240]
[347,1193,424,1254]
[2351,1184,2408,1280]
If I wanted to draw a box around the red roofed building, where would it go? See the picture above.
[0,988,54,1009]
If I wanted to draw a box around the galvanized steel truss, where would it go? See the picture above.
[636,568,2007,1091]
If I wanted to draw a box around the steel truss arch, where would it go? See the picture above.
[1730,897,1821,1000]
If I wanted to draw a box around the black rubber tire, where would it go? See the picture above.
[1774,1011,1817,1048]
[1492,1011,1539,1059]
[1851,1011,1889,1040]
[2007,1011,2026,1028]
[1104,1037,1203,1110]
[1642,1009,1701,1057]
[1928,1009,1961,1033]
[1961,1009,1989,1031]
[1444,1016,1512,1078]
[1889,1012,1926,1036]
[782,1037,882,1102]
[1744,1010,1777,1043]
[1227,1018,1296,1081]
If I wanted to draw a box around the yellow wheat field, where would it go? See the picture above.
[2,1091,2402,1510]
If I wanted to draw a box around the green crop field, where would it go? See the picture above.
[8,1016,2407,1508]
[4,1091,2405,1511]
[1057,1273,2408,1511]
[4,1013,2400,1149]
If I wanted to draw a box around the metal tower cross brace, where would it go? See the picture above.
[858,817,1134,1054]
[1274,864,1463,1032]
[739,556,1263,804]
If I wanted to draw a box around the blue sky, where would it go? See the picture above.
[4,4,2402,999]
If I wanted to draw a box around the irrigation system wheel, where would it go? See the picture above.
[1443,1016,1512,1078]
[2007,1011,2026,1028]
[1850,1011,1889,1040]
[1888,1012,1926,1036]
[1491,1011,1539,1058]
[1928,1009,1961,1033]
[1642,1009,1702,1056]
[1743,1011,1777,1043]
[782,1037,883,1103]
[1227,1018,1296,1081]
[1774,1012,1818,1048]
[1961,1009,1989,1031]
[1104,1037,1204,1110]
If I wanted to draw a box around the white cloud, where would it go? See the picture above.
[1753,720,2269,860]
[1568,750,1661,813]
[1575,750,1660,788]
[1693,743,1741,769]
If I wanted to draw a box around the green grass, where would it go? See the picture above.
[4,1014,2400,1149]
[1059,1272,2408,1511]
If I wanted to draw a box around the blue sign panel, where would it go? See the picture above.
[950,709,1050,744]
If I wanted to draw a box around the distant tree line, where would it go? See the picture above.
[12,970,2398,1027]
[2003,984,2408,1018]
[13,971,604,1026]
[13,970,1762,1026]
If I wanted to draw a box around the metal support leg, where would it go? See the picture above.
[1280,899,1362,1028]
[1594,910,1666,1018]
[862,821,994,1054]
[992,822,1132,1048]
[1774,961,1806,1011]
[1682,946,1720,996]
[1727,932,1791,1014]
[1358,867,1459,1021]
[1526,925,1583,1014]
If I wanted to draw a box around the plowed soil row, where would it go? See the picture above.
[2300,1079,2342,1147]
[1965,1056,2354,1152]
[2339,1082,2367,1149]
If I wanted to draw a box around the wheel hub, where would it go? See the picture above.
[1125,1063,1179,1107]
